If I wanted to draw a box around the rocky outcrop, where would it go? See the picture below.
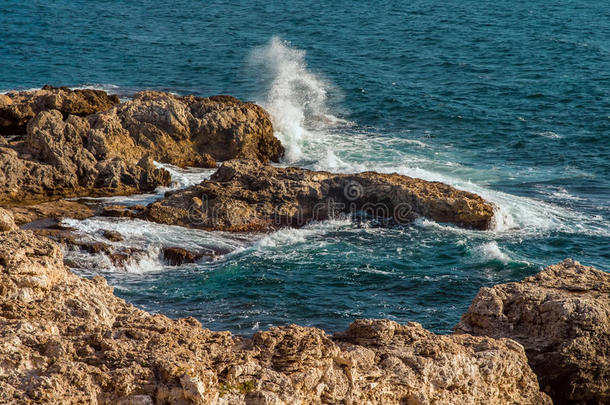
[0,230,550,404]
[0,87,284,203]
[88,91,283,167]
[162,247,205,266]
[455,259,610,404]
[0,109,171,203]
[0,207,17,231]
[140,159,495,231]
[8,200,94,226]
[0,85,119,136]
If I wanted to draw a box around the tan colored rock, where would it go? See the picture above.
[7,200,94,226]
[0,207,17,231]
[0,85,119,136]
[455,259,610,404]
[140,159,495,231]
[0,230,549,404]
[89,91,283,166]
[0,110,170,204]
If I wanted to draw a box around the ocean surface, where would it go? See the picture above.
[2,1,609,335]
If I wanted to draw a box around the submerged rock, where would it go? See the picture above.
[0,85,119,136]
[141,159,495,231]
[455,259,610,404]
[162,247,204,266]
[102,230,124,242]
[0,230,549,404]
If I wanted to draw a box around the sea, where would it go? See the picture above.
[1,0,608,335]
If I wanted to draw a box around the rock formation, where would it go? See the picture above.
[0,85,119,136]
[0,230,549,404]
[88,91,283,167]
[0,109,171,203]
[455,259,610,404]
[0,87,284,204]
[140,159,495,231]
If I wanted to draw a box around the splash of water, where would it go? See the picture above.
[249,37,346,161]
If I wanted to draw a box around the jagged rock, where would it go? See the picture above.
[0,230,549,404]
[0,85,119,136]
[162,247,203,266]
[0,87,281,203]
[0,207,17,231]
[455,259,610,404]
[0,110,170,203]
[141,159,495,231]
[88,91,283,167]
[102,230,124,242]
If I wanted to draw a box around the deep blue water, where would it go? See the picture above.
[2,0,609,335]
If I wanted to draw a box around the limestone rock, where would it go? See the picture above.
[7,200,94,226]
[0,230,549,404]
[141,159,495,231]
[455,259,610,404]
[0,85,119,136]
[162,247,204,266]
[102,230,124,242]
[89,91,283,166]
[0,110,170,203]
[0,207,17,231]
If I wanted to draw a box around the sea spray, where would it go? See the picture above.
[248,37,347,162]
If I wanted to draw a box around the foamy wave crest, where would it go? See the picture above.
[473,241,511,264]
[253,219,352,250]
[61,217,252,273]
[249,37,349,162]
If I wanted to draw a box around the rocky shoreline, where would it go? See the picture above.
[0,87,608,404]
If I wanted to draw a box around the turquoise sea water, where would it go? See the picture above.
[2,1,609,334]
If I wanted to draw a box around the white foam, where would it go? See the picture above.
[61,217,252,273]
[536,131,562,139]
[75,162,214,206]
[253,219,352,250]
[154,161,216,191]
[249,37,351,162]
[473,241,510,264]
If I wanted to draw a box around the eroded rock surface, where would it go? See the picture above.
[88,91,283,167]
[0,88,283,204]
[0,230,549,404]
[455,259,610,404]
[0,85,119,136]
[0,109,171,203]
[141,159,495,231]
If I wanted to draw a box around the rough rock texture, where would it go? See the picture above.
[0,231,549,404]
[88,91,283,167]
[0,207,17,231]
[0,87,283,203]
[0,85,119,136]
[140,159,495,231]
[8,200,94,226]
[0,109,171,203]
[455,259,610,404]
[162,247,205,266]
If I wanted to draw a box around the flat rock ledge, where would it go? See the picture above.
[455,259,610,404]
[0,230,551,404]
[139,159,496,231]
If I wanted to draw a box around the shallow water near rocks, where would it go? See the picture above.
[2,0,609,335]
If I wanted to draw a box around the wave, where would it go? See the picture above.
[248,37,351,162]
[61,217,253,273]
[245,38,609,240]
